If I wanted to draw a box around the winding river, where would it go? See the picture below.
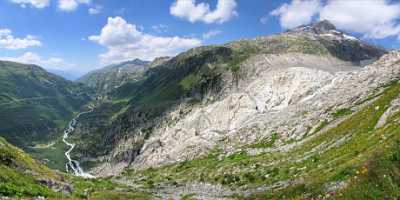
[62,106,94,178]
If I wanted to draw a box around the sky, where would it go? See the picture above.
[1,0,400,80]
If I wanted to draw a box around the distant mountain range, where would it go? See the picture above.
[47,69,82,81]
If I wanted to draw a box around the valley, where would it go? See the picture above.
[62,106,95,178]
[1,20,400,200]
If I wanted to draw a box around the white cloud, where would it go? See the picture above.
[170,0,238,24]
[88,4,102,14]
[89,16,202,65]
[259,16,268,25]
[151,24,168,33]
[0,29,41,50]
[320,0,400,39]
[0,52,69,70]
[270,0,321,29]
[202,29,222,39]
[9,0,49,8]
[58,0,91,12]
[271,0,400,39]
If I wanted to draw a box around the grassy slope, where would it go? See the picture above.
[0,137,59,197]
[120,81,400,199]
[0,137,152,199]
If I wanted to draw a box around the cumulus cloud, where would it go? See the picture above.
[0,52,68,70]
[170,0,238,24]
[270,0,321,29]
[151,24,168,33]
[320,0,400,39]
[0,29,41,50]
[9,0,49,8]
[271,0,400,39]
[89,16,202,65]
[259,16,268,25]
[88,4,102,14]
[58,0,91,12]
[202,29,222,39]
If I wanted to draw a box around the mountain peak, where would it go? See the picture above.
[311,20,336,33]
[289,20,337,35]
[119,58,149,66]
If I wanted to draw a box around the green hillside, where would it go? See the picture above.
[0,61,93,169]
[0,137,151,199]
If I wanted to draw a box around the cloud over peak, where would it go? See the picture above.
[170,0,238,24]
[89,16,202,65]
[270,0,320,29]
[271,0,400,39]
[320,0,400,39]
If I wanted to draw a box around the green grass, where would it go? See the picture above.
[0,137,60,198]
[0,165,55,197]
[0,136,153,199]
[181,194,196,200]
[27,138,68,171]
[336,140,400,199]
[313,119,329,134]
[87,191,152,200]
[248,132,279,148]
[332,108,353,118]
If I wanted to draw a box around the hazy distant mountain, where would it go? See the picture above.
[77,59,150,94]
[47,69,82,81]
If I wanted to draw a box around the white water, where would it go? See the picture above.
[62,106,94,178]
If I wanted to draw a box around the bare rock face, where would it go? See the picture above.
[290,20,336,35]
[37,178,74,194]
[92,51,397,173]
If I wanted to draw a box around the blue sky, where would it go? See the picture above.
[1,0,400,79]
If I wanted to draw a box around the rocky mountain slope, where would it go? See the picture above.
[0,61,94,169]
[68,20,386,174]
[78,59,150,94]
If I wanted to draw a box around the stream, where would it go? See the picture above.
[62,106,94,178]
